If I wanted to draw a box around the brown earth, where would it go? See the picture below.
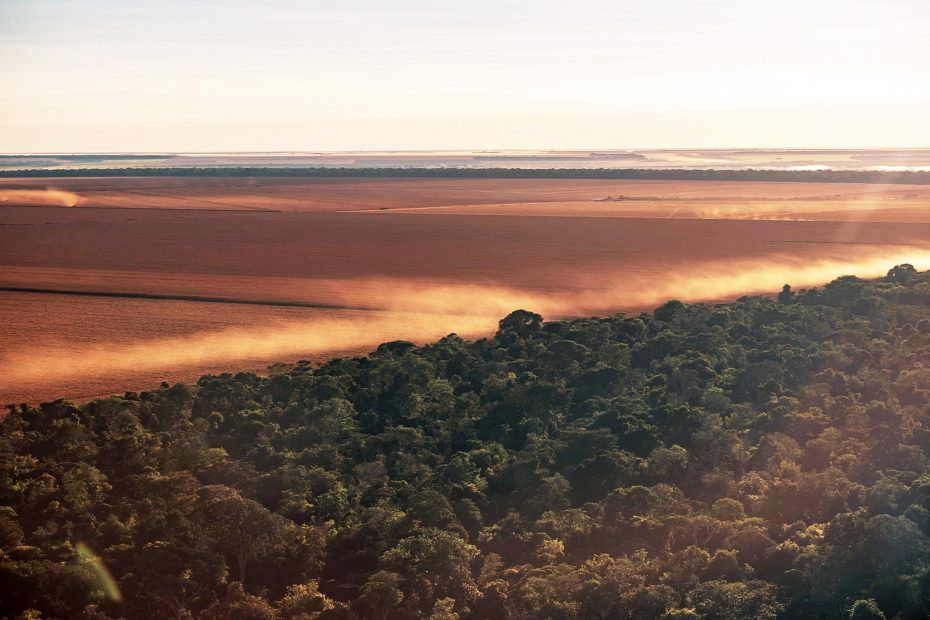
[3,176,930,212]
[3,177,930,404]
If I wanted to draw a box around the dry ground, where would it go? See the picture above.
[3,177,930,403]
[3,176,930,215]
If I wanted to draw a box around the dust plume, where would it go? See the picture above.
[4,245,930,399]
[287,245,930,318]
[0,188,85,207]
[0,311,499,390]
[560,247,930,315]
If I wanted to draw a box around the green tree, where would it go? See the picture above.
[194,486,291,585]
[381,529,479,613]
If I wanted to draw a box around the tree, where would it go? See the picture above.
[687,580,782,620]
[355,571,404,620]
[848,599,886,619]
[886,264,917,283]
[381,529,479,613]
[193,486,291,585]
[0,507,24,552]
[497,310,543,340]
[778,284,794,304]
[429,598,459,620]
[201,583,277,620]
[277,581,338,619]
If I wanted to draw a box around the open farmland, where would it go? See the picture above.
[4,176,930,213]
[3,176,930,403]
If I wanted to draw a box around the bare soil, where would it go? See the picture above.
[3,177,930,403]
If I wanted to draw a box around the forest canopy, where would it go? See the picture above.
[5,266,930,619]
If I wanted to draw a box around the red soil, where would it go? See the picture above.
[3,177,930,404]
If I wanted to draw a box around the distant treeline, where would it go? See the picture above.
[0,154,169,161]
[3,167,930,184]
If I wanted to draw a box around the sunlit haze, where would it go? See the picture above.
[2,0,929,152]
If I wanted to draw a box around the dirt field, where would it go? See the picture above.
[3,177,930,403]
[3,176,930,213]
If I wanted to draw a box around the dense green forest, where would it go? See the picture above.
[6,266,930,619]
[2,167,930,184]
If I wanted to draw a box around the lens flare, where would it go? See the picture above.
[76,542,122,603]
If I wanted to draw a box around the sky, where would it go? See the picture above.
[1,0,929,152]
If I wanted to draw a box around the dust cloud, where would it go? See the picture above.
[4,245,930,400]
[0,188,85,207]
[0,311,499,391]
[562,248,930,314]
[291,246,930,318]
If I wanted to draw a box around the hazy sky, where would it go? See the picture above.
[2,0,929,152]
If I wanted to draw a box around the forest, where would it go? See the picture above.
[5,266,930,619]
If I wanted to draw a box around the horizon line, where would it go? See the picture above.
[4,146,930,156]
